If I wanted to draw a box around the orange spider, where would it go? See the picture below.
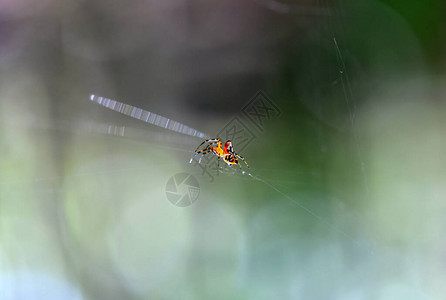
[190,138,249,168]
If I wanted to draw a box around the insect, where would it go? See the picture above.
[190,138,249,168]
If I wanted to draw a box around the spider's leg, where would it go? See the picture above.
[189,152,199,163]
[195,138,221,152]
[235,154,249,168]
[198,148,213,163]
[236,158,242,169]
[204,141,219,150]
[217,157,220,168]
[218,154,230,167]
[199,148,214,163]
[190,147,212,163]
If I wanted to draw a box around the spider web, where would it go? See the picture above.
[197,0,383,267]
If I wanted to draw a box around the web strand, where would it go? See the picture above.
[90,94,210,139]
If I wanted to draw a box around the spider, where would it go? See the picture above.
[189,138,249,168]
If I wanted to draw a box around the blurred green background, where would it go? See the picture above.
[1,0,446,299]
